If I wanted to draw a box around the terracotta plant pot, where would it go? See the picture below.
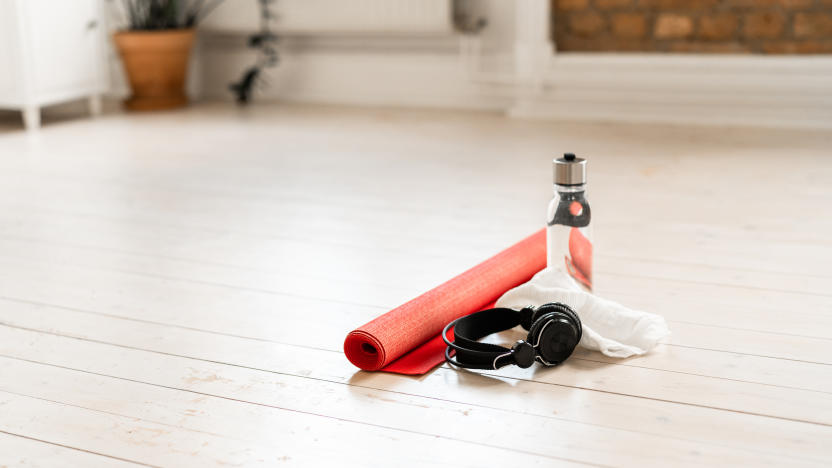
[113,29,195,111]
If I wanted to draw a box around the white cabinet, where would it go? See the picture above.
[0,0,107,130]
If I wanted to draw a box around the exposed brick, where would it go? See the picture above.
[723,0,811,6]
[569,11,606,37]
[612,13,647,38]
[553,0,832,54]
[655,14,693,39]
[668,42,752,53]
[743,12,785,39]
[775,0,813,7]
[596,0,633,9]
[556,36,652,51]
[556,0,589,10]
[794,13,832,39]
[762,40,832,54]
[637,0,718,8]
[698,13,738,41]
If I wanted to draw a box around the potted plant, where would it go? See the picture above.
[113,0,221,110]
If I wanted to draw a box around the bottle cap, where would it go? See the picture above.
[554,153,586,185]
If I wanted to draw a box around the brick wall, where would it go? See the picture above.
[553,0,832,53]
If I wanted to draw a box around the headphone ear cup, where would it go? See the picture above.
[535,302,582,339]
[527,311,555,346]
[528,311,581,366]
[557,304,582,340]
[529,303,561,324]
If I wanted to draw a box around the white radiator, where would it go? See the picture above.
[202,0,453,35]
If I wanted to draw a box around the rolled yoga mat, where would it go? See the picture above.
[343,229,547,375]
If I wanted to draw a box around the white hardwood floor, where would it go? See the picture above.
[0,103,830,467]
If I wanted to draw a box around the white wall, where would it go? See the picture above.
[105,0,832,129]
[201,0,454,35]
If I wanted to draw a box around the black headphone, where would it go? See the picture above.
[442,302,582,370]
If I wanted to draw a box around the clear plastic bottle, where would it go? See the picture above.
[547,153,592,291]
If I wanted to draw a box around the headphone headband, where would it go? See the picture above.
[443,303,581,370]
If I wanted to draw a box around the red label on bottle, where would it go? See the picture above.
[565,227,592,290]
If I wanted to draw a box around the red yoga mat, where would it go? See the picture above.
[344,229,547,375]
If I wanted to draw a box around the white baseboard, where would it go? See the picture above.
[513,53,832,129]
[197,33,511,111]
[195,34,832,129]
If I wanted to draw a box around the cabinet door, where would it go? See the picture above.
[0,1,23,106]
[23,0,103,100]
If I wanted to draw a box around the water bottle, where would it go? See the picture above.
[547,153,592,291]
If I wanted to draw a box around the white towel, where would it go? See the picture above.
[496,268,669,358]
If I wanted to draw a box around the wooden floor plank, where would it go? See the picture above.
[1,200,830,285]
[0,330,825,468]
[2,390,557,468]
[0,219,829,297]
[1,103,830,466]
[0,431,146,468]
[0,254,829,386]
[0,239,829,343]
[665,322,832,364]
[0,230,829,363]
[1,306,830,465]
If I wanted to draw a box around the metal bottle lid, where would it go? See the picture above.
[553,153,586,185]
